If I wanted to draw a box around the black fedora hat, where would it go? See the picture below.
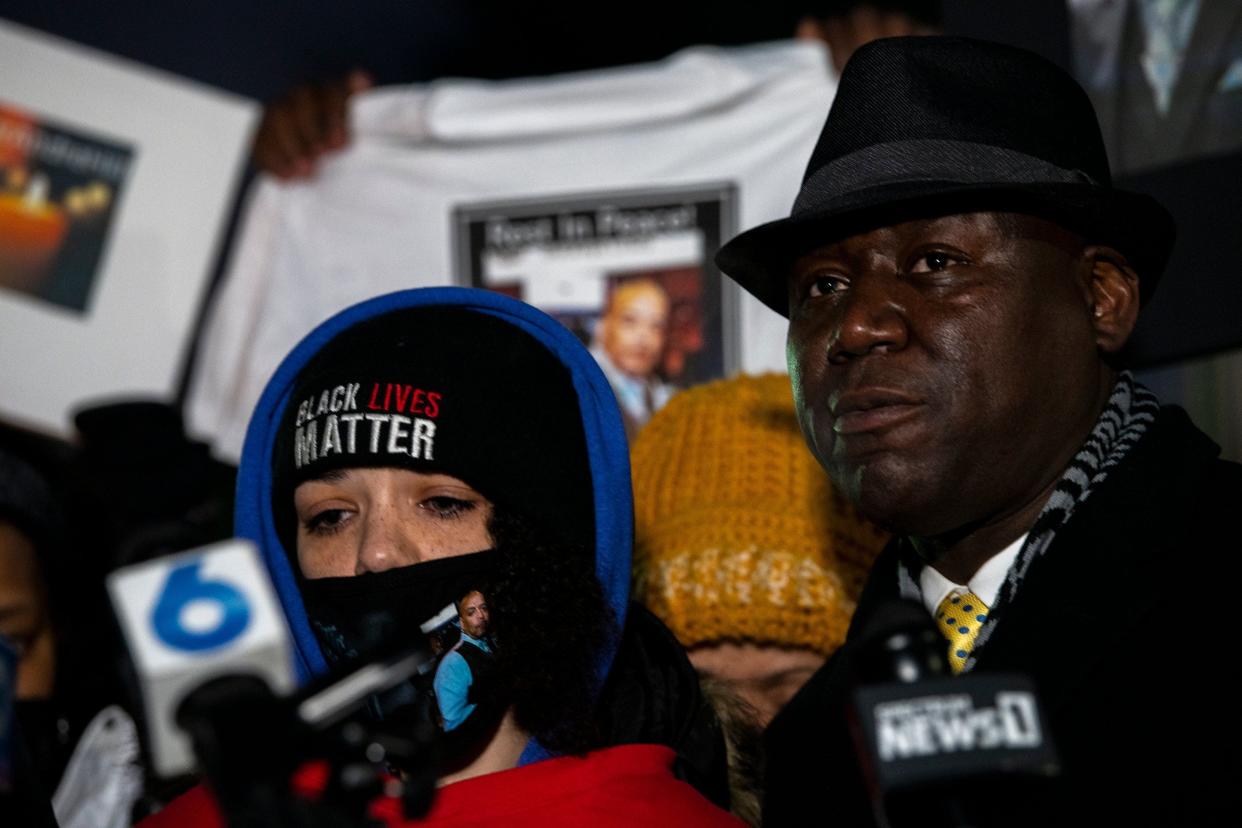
[716,36,1176,317]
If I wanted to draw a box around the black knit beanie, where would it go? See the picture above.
[272,306,595,553]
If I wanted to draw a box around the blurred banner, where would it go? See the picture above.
[0,21,257,437]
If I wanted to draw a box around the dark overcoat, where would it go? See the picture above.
[763,407,1242,827]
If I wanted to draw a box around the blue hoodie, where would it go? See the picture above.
[232,287,633,764]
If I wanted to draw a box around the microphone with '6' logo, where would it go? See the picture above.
[108,538,440,826]
[107,538,297,780]
[848,600,1060,828]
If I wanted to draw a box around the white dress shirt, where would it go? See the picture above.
[919,533,1028,617]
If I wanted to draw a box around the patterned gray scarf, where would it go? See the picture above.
[896,371,1161,673]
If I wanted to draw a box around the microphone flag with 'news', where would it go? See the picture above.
[849,600,1059,827]
[108,538,296,777]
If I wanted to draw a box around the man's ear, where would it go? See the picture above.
[1083,244,1141,354]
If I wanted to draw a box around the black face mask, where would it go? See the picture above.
[298,549,505,770]
[299,549,499,666]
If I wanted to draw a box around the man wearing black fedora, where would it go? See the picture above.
[716,36,1242,826]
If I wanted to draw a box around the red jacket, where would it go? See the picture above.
[141,744,743,827]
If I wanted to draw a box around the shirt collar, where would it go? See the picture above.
[461,630,492,653]
[919,532,1027,617]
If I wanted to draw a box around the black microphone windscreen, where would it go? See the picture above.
[853,599,949,684]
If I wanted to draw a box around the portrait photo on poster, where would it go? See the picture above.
[453,183,739,438]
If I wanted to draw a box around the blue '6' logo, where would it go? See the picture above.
[151,560,251,652]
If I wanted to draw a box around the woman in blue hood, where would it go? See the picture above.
[145,288,739,827]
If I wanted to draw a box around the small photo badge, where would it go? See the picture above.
[425,589,499,734]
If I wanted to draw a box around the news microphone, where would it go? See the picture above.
[107,538,297,778]
[164,597,440,826]
[110,539,442,826]
[848,600,1059,828]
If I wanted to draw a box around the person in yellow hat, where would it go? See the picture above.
[631,372,886,727]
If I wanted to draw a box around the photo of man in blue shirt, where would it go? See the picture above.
[433,590,496,731]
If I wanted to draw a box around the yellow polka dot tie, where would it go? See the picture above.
[935,590,990,674]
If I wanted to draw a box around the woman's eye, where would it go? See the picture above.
[807,273,848,298]
[420,496,477,519]
[304,508,350,535]
[911,251,957,273]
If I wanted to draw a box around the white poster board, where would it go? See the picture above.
[0,21,257,437]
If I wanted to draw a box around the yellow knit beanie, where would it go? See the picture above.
[631,373,887,657]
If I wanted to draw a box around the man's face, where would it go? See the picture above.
[786,212,1111,537]
[601,282,670,378]
[458,590,489,638]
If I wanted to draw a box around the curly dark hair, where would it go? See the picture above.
[485,508,614,755]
